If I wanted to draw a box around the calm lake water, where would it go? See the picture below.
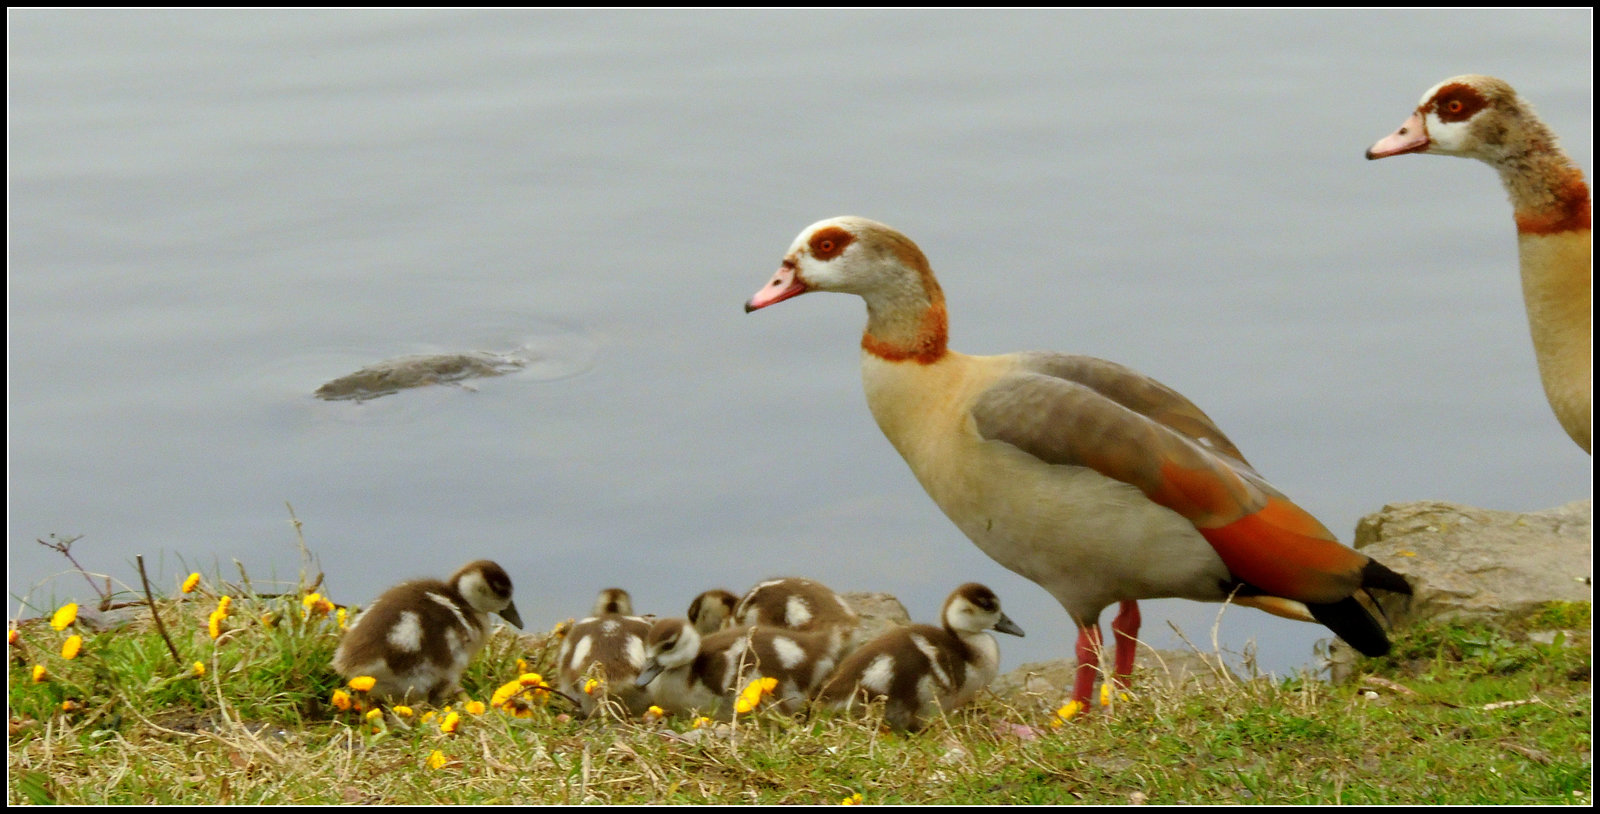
[8,9,1591,682]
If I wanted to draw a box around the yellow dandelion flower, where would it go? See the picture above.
[60,635,83,660]
[426,750,449,770]
[736,675,776,713]
[439,711,461,734]
[365,708,384,722]
[464,700,486,715]
[841,793,863,805]
[642,705,665,722]
[348,675,377,692]
[302,593,332,618]
[61,699,83,713]
[491,680,537,718]
[331,689,353,712]
[551,620,572,639]
[691,716,712,729]
[583,678,601,695]
[421,710,437,724]
[216,595,232,614]
[336,607,348,630]
[7,628,18,646]
[491,679,521,707]
[50,602,78,631]
[207,609,226,640]
[192,661,206,677]
[181,573,201,593]
[513,672,550,704]
[393,705,414,718]
[1099,683,1111,707]
[32,664,47,682]
[1053,700,1085,725]
[516,658,529,673]
[260,612,278,628]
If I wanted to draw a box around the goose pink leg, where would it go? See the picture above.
[1111,599,1141,688]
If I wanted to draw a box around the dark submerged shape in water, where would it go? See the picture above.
[315,351,527,402]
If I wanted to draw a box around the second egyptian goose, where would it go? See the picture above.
[1367,74,1592,454]
[745,216,1412,711]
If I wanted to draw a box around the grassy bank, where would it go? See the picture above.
[7,566,1591,805]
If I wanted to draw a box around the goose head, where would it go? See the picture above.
[1366,74,1530,164]
[748,217,949,363]
[452,560,523,629]
[593,587,634,617]
[635,618,702,687]
[746,217,942,311]
[944,583,1025,638]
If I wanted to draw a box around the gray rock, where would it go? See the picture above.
[1353,499,1592,627]
[839,591,912,648]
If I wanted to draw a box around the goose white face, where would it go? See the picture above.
[1367,75,1504,161]
[943,585,1025,637]
[1410,78,1493,157]
[455,563,522,628]
[635,619,701,686]
[748,217,906,310]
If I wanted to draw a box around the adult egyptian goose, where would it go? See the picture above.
[815,583,1023,732]
[734,577,863,659]
[745,216,1412,711]
[687,588,739,635]
[635,618,839,718]
[332,559,523,705]
[556,588,654,717]
[1367,74,1592,454]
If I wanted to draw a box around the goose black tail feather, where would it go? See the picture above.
[1308,556,1413,657]
[1307,596,1392,657]
[1362,557,1413,595]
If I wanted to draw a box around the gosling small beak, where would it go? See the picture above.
[498,601,524,630]
[636,660,664,688]
[993,613,1025,637]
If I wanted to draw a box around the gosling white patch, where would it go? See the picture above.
[387,611,423,653]
[860,653,896,694]
[909,633,951,689]
[771,636,808,669]
[426,591,473,631]
[568,636,594,670]
[783,596,813,626]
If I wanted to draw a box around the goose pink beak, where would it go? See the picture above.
[1366,112,1430,159]
[745,262,807,312]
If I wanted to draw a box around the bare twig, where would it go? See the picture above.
[36,534,112,609]
[284,502,325,594]
[1360,676,1420,698]
[136,555,185,669]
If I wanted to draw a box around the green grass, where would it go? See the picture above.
[7,569,1591,805]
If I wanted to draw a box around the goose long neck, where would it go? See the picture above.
[859,251,949,364]
[1492,117,1591,236]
